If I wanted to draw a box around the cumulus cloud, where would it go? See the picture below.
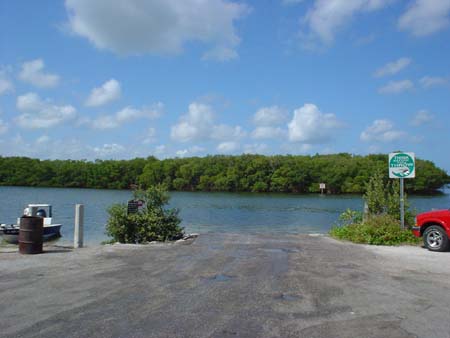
[85,79,121,107]
[243,143,269,154]
[301,0,394,45]
[171,103,214,142]
[250,106,286,140]
[213,125,246,141]
[18,59,60,88]
[143,127,157,144]
[84,103,164,129]
[253,106,286,126]
[65,0,249,61]
[175,145,205,157]
[419,76,448,89]
[378,79,414,94]
[154,145,167,157]
[90,143,126,158]
[171,102,245,143]
[36,135,50,144]
[399,0,450,37]
[288,103,343,144]
[217,141,240,153]
[360,119,407,142]
[410,110,434,126]
[251,126,284,140]
[374,57,411,78]
[0,78,13,95]
[0,119,8,134]
[15,92,76,129]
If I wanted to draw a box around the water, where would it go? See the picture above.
[1,186,449,245]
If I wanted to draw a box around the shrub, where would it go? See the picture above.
[330,214,420,246]
[364,171,415,225]
[105,185,184,243]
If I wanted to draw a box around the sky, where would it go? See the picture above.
[0,0,449,171]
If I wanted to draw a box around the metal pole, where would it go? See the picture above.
[400,178,405,230]
[74,204,84,248]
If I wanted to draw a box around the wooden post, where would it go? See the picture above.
[74,204,84,248]
[363,201,369,223]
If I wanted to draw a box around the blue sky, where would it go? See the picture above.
[0,0,449,171]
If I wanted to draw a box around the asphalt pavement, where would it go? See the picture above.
[1,233,449,338]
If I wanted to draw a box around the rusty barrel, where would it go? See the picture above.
[19,216,43,254]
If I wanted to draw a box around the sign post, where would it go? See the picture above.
[389,152,415,229]
[319,183,326,195]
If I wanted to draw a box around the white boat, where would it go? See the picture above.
[0,204,62,244]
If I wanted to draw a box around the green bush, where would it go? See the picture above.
[364,171,415,225]
[330,214,420,245]
[331,173,419,245]
[105,185,184,243]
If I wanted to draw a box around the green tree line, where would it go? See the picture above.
[0,154,448,194]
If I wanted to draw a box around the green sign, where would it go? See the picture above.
[389,152,415,179]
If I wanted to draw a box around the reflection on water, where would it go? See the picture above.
[0,186,448,245]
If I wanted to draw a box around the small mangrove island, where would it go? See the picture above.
[0,153,448,194]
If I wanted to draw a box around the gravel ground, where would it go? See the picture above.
[1,233,449,338]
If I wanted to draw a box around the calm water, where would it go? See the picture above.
[1,186,449,245]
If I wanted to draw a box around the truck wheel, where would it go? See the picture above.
[423,225,449,252]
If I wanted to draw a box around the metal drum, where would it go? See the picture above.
[19,216,43,254]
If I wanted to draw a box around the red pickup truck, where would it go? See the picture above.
[413,209,450,252]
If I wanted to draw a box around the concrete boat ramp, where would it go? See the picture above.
[1,233,450,338]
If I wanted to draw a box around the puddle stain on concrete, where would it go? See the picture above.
[275,293,302,302]
[202,274,236,282]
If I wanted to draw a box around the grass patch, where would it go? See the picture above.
[330,214,421,246]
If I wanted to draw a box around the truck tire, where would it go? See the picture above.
[423,225,449,252]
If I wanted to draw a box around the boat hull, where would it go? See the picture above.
[1,224,62,244]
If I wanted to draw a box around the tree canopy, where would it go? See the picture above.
[0,154,448,194]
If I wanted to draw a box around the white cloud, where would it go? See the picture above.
[116,104,163,122]
[171,102,244,143]
[85,79,121,107]
[0,78,13,95]
[0,119,8,135]
[374,57,411,78]
[87,115,118,130]
[18,59,60,88]
[378,79,414,94]
[154,145,167,157]
[243,143,269,154]
[217,141,240,153]
[90,143,126,158]
[36,135,50,144]
[253,106,286,126]
[251,126,284,140]
[251,106,286,140]
[15,93,76,129]
[175,145,205,157]
[281,143,313,154]
[171,103,214,142]
[360,119,407,142]
[301,0,394,45]
[399,0,450,37]
[65,0,249,61]
[212,125,246,141]
[288,103,343,144]
[84,103,163,130]
[411,110,434,126]
[419,76,448,89]
[143,127,157,144]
